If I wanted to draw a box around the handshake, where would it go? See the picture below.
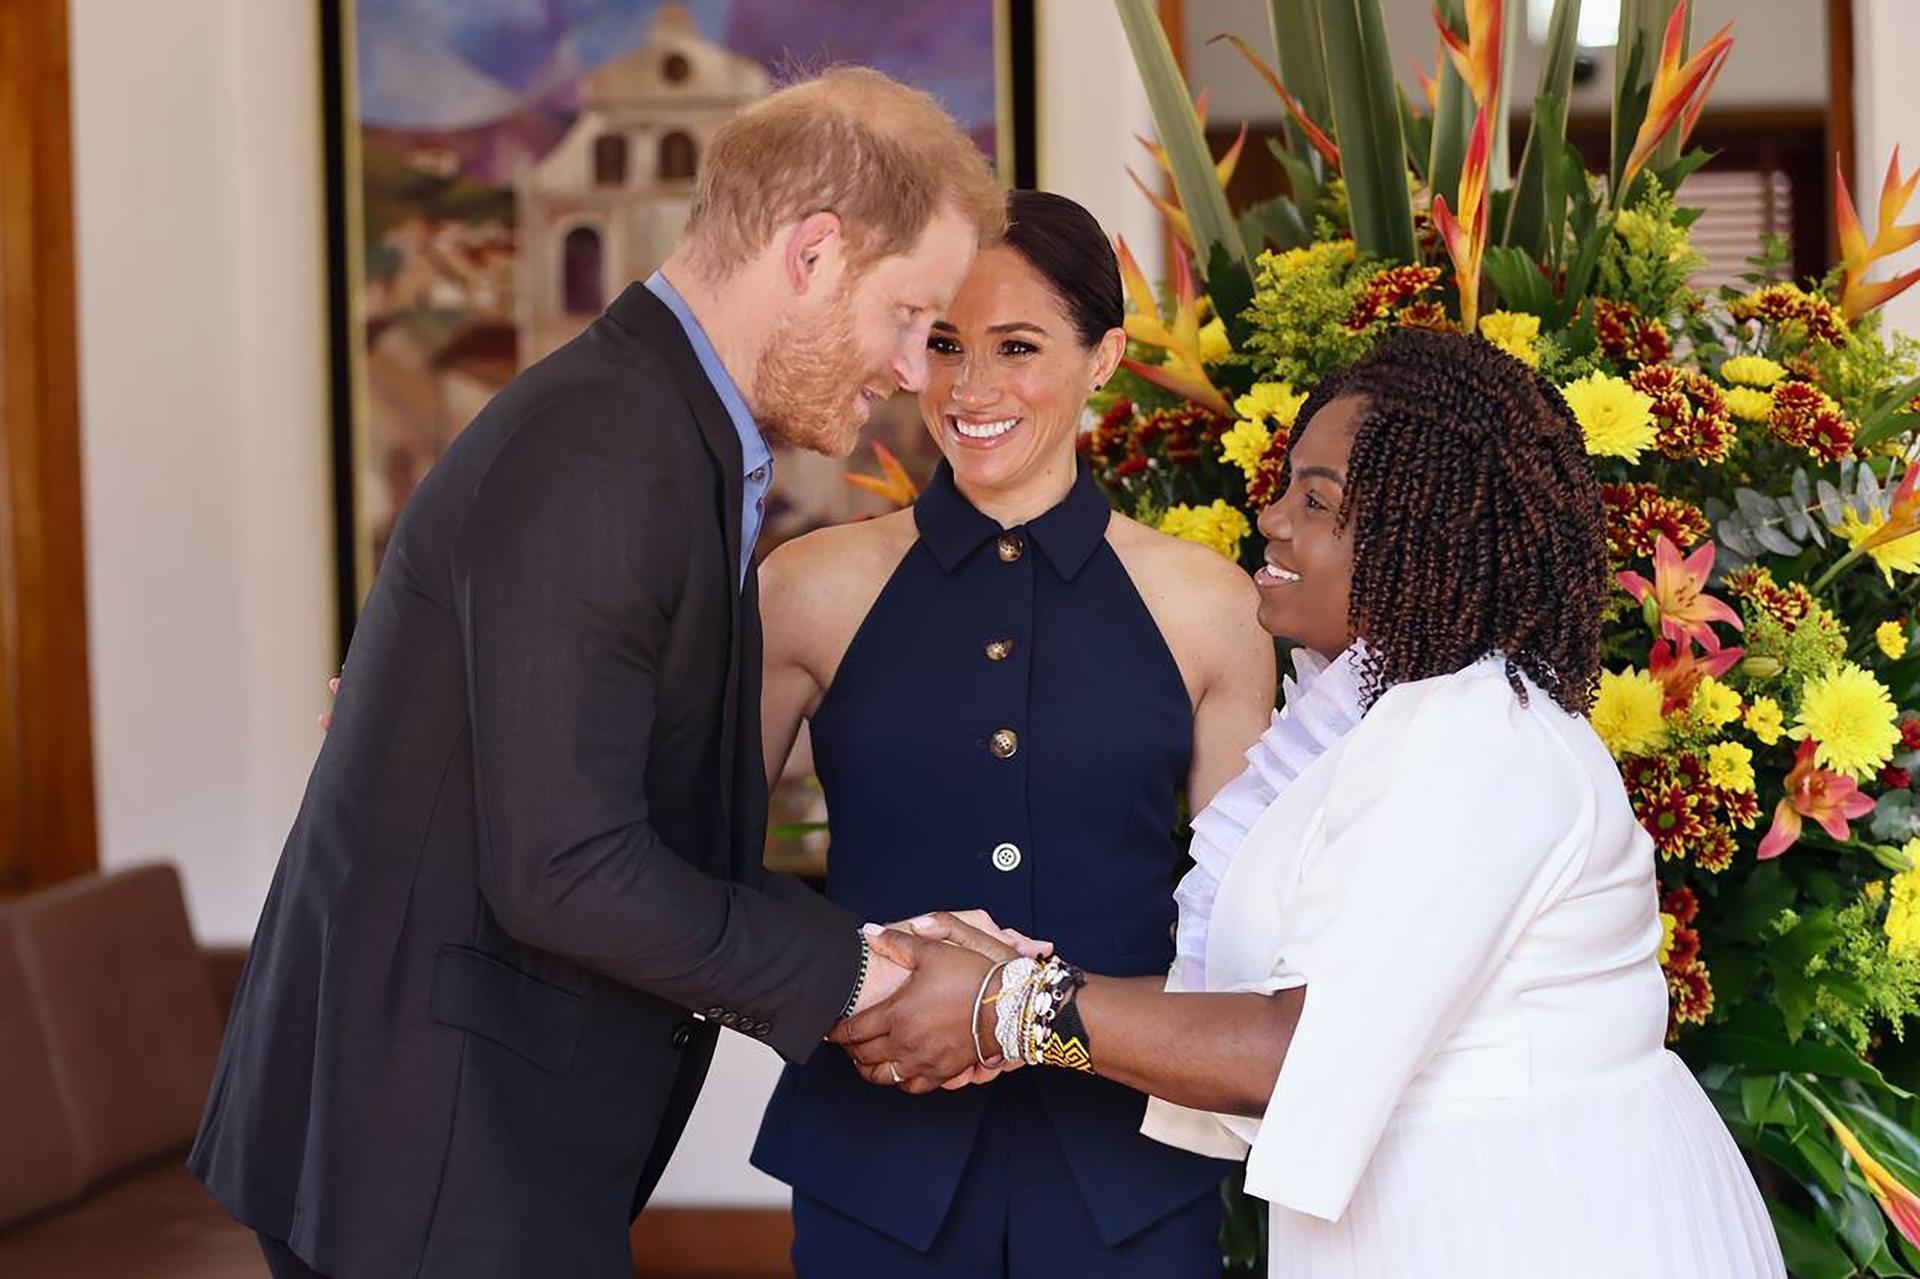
[828,910,1053,1094]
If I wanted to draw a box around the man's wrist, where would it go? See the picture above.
[839,928,872,1020]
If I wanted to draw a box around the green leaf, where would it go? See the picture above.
[1114,0,1250,277]
[1856,372,1920,449]
[1266,0,1333,180]
[1484,246,1552,316]
[1743,1073,1797,1127]
[1206,244,1258,353]
[1398,85,1432,184]
[1771,1199,1871,1279]
[1501,0,1582,256]
[1557,217,1613,328]
[1684,1029,1911,1096]
[1315,0,1419,263]
[1267,136,1324,219]
[1608,3,1657,200]
[1238,196,1312,257]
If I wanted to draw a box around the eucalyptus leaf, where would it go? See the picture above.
[1753,524,1801,557]
[1817,479,1847,526]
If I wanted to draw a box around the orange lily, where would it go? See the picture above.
[1212,35,1341,171]
[1127,90,1248,252]
[1114,236,1230,415]
[1434,0,1503,110]
[1647,638,1743,716]
[1620,2,1735,196]
[844,442,918,508]
[1616,534,1744,653]
[1837,147,1920,320]
[1758,738,1877,859]
[1431,106,1492,329]
[1803,1092,1920,1249]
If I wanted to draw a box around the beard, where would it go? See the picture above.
[752,284,878,458]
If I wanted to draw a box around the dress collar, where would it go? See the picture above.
[913,460,1112,580]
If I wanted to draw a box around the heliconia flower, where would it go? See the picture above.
[1800,1089,1920,1249]
[1432,106,1492,330]
[1836,147,1920,321]
[844,442,918,508]
[1213,35,1341,171]
[1128,90,1248,252]
[1434,0,1503,110]
[1758,738,1877,859]
[1114,236,1231,416]
[1411,54,1440,111]
[1620,3,1735,196]
[1616,535,1744,653]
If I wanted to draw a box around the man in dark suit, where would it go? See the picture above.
[190,68,1008,1279]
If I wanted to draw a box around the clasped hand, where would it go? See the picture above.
[828,911,1051,1094]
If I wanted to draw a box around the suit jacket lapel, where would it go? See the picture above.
[603,284,746,855]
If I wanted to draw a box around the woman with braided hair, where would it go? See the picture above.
[836,328,1785,1276]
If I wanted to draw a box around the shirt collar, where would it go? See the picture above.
[913,460,1112,580]
[644,271,771,478]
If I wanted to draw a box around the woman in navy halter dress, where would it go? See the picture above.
[750,193,1276,1276]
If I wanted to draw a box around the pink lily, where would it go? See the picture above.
[1431,105,1492,329]
[1620,2,1735,196]
[1647,638,1743,717]
[1837,147,1920,321]
[1616,534,1744,653]
[1758,739,1877,859]
[1114,236,1231,416]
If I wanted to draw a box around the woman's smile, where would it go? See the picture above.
[946,413,1025,447]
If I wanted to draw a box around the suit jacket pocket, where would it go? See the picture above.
[430,943,587,1075]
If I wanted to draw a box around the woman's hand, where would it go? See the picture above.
[891,909,1052,963]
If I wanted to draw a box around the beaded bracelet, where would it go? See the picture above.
[992,955,1094,1072]
[972,959,1009,1066]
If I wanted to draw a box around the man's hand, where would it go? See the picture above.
[827,930,994,1093]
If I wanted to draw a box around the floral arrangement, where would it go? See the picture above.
[1108,0,1920,1271]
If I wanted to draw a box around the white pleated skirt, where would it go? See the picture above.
[1266,1051,1785,1278]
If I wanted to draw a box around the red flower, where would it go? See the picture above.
[1637,784,1708,861]
[1731,283,1847,346]
[1631,365,1734,464]
[1724,567,1816,632]
[1395,300,1456,332]
[1661,885,1700,926]
[1759,739,1878,859]
[1693,824,1738,874]
[1348,264,1443,331]
[1666,923,1702,968]
[1882,766,1914,791]
[1901,715,1920,752]
[1666,958,1714,1039]
[1601,484,1710,561]
[1769,381,1857,463]
[1594,298,1673,366]
[1720,787,1761,830]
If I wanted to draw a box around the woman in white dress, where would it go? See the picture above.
[837,328,1786,1276]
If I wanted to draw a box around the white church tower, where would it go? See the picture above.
[516,5,768,365]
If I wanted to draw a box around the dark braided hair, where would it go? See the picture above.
[1282,328,1607,717]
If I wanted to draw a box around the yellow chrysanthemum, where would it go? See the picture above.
[1689,677,1744,731]
[1219,418,1273,483]
[1744,696,1786,746]
[1879,620,1910,660]
[1837,506,1920,586]
[1158,500,1253,562]
[1723,386,1774,423]
[1234,381,1309,431]
[1479,311,1541,368]
[1866,880,1887,906]
[1706,741,1757,793]
[1657,911,1678,965]
[1198,317,1231,365]
[1790,661,1901,780]
[1559,371,1657,462]
[1887,864,1920,957]
[1592,668,1670,759]
[1721,355,1788,388]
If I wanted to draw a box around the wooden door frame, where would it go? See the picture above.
[0,0,98,894]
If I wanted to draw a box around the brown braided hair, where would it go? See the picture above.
[1282,328,1607,717]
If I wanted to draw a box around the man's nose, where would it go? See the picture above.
[893,344,929,394]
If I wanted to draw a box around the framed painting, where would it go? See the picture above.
[320,0,1036,649]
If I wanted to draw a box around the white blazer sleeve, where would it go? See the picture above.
[1241,667,1593,1222]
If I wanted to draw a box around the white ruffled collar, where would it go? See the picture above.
[1170,643,1369,990]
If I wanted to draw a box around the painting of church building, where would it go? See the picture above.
[331,0,1021,609]
[516,8,767,366]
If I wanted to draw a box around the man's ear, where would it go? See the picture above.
[783,211,845,296]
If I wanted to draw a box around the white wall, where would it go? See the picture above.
[70,0,335,948]
[1854,0,1920,338]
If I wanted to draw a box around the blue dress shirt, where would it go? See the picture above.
[645,271,771,586]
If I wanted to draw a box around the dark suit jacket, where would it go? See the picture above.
[189,284,861,1279]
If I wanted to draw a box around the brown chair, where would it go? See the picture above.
[0,864,267,1277]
